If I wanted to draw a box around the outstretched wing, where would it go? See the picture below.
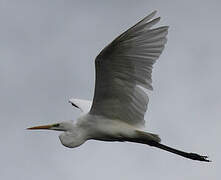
[89,11,168,127]
[69,98,92,114]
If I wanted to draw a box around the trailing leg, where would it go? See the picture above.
[130,130,210,162]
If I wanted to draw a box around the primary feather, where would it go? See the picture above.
[89,11,169,127]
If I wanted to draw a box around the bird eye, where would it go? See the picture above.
[53,123,60,127]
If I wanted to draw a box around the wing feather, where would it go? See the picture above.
[89,11,168,127]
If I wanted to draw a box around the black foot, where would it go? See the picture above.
[188,153,211,162]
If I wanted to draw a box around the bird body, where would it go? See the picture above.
[57,114,160,148]
[28,11,210,162]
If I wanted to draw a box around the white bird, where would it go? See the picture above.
[28,11,210,162]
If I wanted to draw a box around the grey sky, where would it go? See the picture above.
[0,0,220,179]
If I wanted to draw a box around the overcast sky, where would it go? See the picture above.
[0,0,220,179]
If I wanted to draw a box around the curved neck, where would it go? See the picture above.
[58,125,88,148]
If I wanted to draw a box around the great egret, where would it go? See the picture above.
[28,11,210,162]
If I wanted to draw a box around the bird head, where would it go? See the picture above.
[27,120,86,148]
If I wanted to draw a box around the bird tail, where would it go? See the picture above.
[132,130,210,162]
[135,130,161,143]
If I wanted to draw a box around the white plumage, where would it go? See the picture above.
[69,98,92,114]
[28,11,210,162]
[90,11,168,127]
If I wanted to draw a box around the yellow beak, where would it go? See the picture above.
[27,124,54,130]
